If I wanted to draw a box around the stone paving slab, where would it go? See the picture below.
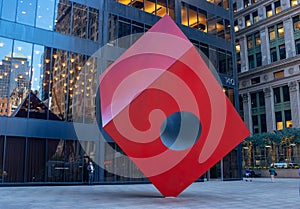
[0,178,299,209]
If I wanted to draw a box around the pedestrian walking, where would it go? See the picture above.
[269,165,276,182]
[87,161,95,185]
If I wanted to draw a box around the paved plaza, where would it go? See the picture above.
[0,178,299,209]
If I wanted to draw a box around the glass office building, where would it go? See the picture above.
[0,0,240,185]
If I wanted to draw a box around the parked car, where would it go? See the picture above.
[270,162,299,168]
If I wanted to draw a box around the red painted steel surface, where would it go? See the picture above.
[100,15,250,197]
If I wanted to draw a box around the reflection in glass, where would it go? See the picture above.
[1,0,18,21]
[36,0,55,30]
[72,3,87,38]
[9,41,32,117]
[0,38,13,116]
[16,0,37,26]
[88,8,99,41]
[54,0,72,35]
[50,49,68,120]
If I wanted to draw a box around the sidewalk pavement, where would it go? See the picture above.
[0,178,299,209]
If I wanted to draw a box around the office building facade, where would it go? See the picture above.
[235,0,300,166]
[0,0,240,185]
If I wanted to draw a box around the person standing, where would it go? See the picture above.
[269,165,276,182]
[87,161,95,185]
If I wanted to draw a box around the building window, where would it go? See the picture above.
[248,55,254,69]
[247,35,253,49]
[285,110,292,128]
[270,47,277,62]
[269,27,276,40]
[245,15,251,27]
[255,32,260,46]
[283,85,290,102]
[244,0,250,8]
[233,2,237,13]
[293,15,300,31]
[266,4,273,17]
[181,3,208,33]
[279,44,286,60]
[251,91,266,134]
[234,20,239,32]
[277,23,284,38]
[252,11,258,23]
[256,52,262,67]
[251,92,257,108]
[274,1,281,14]
[291,0,298,7]
[251,77,260,85]
[275,111,283,130]
[274,70,284,79]
[296,39,300,54]
[236,42,240,53]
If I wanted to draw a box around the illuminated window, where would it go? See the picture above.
[266,4,273,17]
[274,1,281,14]
[188,6,198,28]
[181,3,188,26]
[274,70,284,79]
[269,27,275,40]
[234,20,239,32]
[245,15,251,27]
[236,42,240,53]
[291,0,298,7]
[277,23,284,37]
[255,32,260,46]
[198,9,207,32]
[293,16,300,31]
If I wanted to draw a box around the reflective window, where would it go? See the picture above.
[72,3,88,39]
[36,0,55,30]
[16,0,37,26]
[54,0,72,35]
[1,0,18,21]
[10,41,33,117]
[88,8,99,41]
[0,37,13,116]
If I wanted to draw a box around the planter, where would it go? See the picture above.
[253,169,300,178]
